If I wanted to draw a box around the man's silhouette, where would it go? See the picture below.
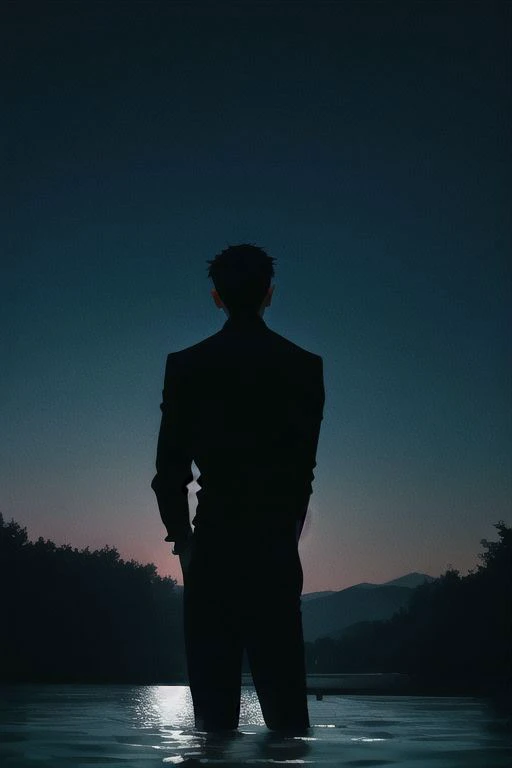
[151,244,325,733]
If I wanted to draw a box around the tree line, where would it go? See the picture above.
[0,512,185,683]
[304,521,511,694]
[1,512,510,693]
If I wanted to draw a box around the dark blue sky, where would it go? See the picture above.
[4,1,511,590]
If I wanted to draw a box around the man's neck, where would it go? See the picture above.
[223,312,266,328]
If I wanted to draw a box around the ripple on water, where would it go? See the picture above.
[0,686,511,767]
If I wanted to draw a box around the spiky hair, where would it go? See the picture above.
[206,243,276,315]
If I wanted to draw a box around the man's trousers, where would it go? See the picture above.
[182,525,310,732]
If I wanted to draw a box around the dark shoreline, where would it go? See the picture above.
[1,673,510,699]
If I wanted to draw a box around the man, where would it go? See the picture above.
[151,243,325,733]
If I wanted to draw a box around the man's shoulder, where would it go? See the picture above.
[266,327,322,364]
[165,329,223,363]
[167,325,322,367]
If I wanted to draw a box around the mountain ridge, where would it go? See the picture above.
[300,572,436,642]
[302,571,435,599]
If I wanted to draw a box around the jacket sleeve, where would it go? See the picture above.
[293,354,325,537]
[151,353,194,543]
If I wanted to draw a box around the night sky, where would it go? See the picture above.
[4,1,511,592]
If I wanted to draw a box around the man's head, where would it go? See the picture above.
[206,243,276,318]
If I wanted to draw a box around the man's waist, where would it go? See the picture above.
[196,483,311,503]
[192,491,309,533]
[192,514,298,544]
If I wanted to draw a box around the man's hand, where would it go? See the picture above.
[173,533,194,580]
[179,547,193,580]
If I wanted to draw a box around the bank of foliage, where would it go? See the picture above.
[1,513,510,689]
[304,521,511,691]
[0,512,185,683]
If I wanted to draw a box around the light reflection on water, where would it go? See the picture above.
[132,684,266,731]
[0,684,510,767]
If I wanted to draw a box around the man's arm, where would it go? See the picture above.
[294,354,325,540]
[151,353,194,549]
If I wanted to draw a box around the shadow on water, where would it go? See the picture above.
[169,727,313,767]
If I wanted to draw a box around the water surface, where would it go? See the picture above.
[0,684,510,766]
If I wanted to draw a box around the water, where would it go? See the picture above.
[0,684,510,767]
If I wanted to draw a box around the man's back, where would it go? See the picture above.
[152,245,322,732]
[166,312,325,540]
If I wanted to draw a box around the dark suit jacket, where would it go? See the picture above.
[151,312,325,546]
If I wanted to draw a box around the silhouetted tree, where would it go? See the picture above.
[0,512,185,683]
[304,521,511,694]
[3,512,510,693]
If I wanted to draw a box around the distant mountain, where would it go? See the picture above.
[349,582,378,590]
[381,572,436,589]
[301,573,436,642]
[301,590,336,602]
[301,584,414,642]
[302,572,435,598]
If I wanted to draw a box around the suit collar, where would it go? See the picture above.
[221,313,268,332]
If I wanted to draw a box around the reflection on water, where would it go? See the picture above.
[0,684,510,767]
